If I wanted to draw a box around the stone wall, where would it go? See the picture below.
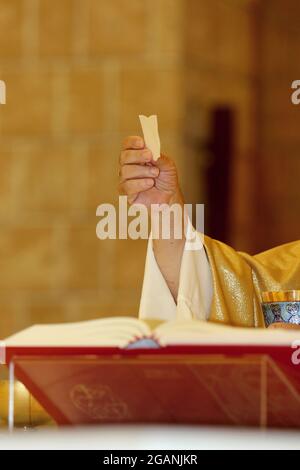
[0,0,184,337]
[184,0,258,251]
[256,0,300,251]
[184,0,300,253]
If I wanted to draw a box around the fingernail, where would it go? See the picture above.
[150,167,159,176]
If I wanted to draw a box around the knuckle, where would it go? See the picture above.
[119,151,124,164]
[123,180,132,194]
[123,136,135,149]
[122,137,130,149]
[120,150,129,165]
[119,165,125,179]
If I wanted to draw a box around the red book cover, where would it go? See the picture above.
[5,344,300,428]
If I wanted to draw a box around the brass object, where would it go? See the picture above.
[0,380,52,426]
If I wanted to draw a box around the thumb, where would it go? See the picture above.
[153,153,175,170]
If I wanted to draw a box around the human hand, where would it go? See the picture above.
[118,136,182,208]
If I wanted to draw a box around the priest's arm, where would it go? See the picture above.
[118,136,300,328]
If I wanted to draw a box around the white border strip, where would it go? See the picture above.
[8,361,15,432]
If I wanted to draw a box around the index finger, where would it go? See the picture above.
[122,136,144,150]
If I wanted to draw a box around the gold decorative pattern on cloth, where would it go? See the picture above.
[262,290,300,302]
[204,236,300,327]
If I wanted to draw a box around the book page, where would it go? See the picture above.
[154,320,300,346]
[4,317,151,347]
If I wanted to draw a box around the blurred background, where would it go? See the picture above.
[0,0,299,338]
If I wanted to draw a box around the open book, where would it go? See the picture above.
[3,316,300,349]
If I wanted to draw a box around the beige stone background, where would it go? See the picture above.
[0,0,299,338]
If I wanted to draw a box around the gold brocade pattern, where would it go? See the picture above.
[204,236,300,327]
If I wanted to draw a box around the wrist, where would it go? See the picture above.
[169,187,184,207]
[152,188,186,246]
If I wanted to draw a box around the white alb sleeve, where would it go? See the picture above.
[139,230,213,321]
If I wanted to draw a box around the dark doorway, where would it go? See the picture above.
[205,107,234,243]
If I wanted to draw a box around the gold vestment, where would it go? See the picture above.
[204,236,300,327]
